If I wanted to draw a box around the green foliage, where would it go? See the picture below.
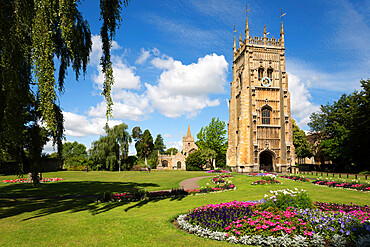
[62,141,88,170]
[196,117,227,168]
[292,120,312,158]
[122,155,138,171]
[165,147,178,155]
[185,150,203,171]
[200,149,216,169]
[147,150,158,169]
[89,123,131,171]
[133,128,154,166]
[0,0,130,182]
[308,79,370,172]
[259,188,313,211]
[154,134,166,153]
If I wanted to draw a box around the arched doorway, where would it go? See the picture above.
[259,151,274,172]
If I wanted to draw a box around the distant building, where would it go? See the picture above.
[227,9,296,173]
[157,125,198,170]
[296,133,332,171]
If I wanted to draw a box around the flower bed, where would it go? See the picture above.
[177,189,370,246]
[206,169,230,173]
[252,179,280,185]
[281,175,310,182]
[312,178,370,192]
[1,177,63,183]
[252,174,280,185]
[249,172,276,177]
[188,174,235,195]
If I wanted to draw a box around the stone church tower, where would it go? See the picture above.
[227,12,295,173]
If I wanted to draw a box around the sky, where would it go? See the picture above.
[44,0,370,154]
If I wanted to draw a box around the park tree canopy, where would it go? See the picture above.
[308,79,370,172]
[0,0,129,181]
[154,134,166,154]
[196,117,227,168]
[89,123,131,171]
[292,120,312,158]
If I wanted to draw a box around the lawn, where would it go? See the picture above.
[0,171,369,246]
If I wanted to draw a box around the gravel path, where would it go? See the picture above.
[179,176,212,190]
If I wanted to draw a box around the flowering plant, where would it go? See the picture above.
[206,169,230,173]
[281,175,310,182]
[249,172,276,177]
[179,198,370,246]
[260,188,312,210]
[1,177,63,183]
[313,178,370,191]
[187,175,236,195]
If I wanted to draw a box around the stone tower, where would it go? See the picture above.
[227,12,295,173]
[183,125,198,156]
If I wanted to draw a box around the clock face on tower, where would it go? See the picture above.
[261,77,271,87]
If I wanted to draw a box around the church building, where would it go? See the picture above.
[157,125,198,170]
[227,10,296,173]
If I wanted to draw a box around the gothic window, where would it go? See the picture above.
[261,107,271,125]
[177,161,181,169]
[162,160,168,167]
[267,67,273,80]
[258,67,264,81]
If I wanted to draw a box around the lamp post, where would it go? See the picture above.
[119,147,121,173]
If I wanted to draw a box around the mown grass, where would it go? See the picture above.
[0,171,369,246]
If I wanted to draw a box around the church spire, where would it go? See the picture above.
[245,4,250,42]
[280,8,286,47]
[239,33,242,46]
[263,25,267,46]
[233,35,236,52]
[186,125,192,139]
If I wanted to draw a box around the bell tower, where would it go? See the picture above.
[227,8,295,173]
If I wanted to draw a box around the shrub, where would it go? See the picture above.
[259,188,313,210]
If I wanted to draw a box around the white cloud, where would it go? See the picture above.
[135,48,151,64]
[88,90,152,121]
[288,73,320,127]
[43,140,57,154]
[146,53,228,118]
[166,141,183,151]
[151,56,175,70]
[90,35,121,65]
[93,61,141,91]
[63,111,122,137]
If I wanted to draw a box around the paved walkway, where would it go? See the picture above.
[179,176,212,190]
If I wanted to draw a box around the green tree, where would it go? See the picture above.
[62,142,87,160]
[62,141,87,169]
[105,123,132,165]
[165,147,178,155]
[185,150,204,171]
[292,120,312,158]
[196,117,228,168]
[200,149,217,169]
[89,123,131,171]
[136,130,154,167]
[154,134,166,154]
[0,1,130,182]
[308,79,370,172]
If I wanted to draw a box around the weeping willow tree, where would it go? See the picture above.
[0,0,129,184]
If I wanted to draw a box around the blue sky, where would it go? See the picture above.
[44,0,370,154]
